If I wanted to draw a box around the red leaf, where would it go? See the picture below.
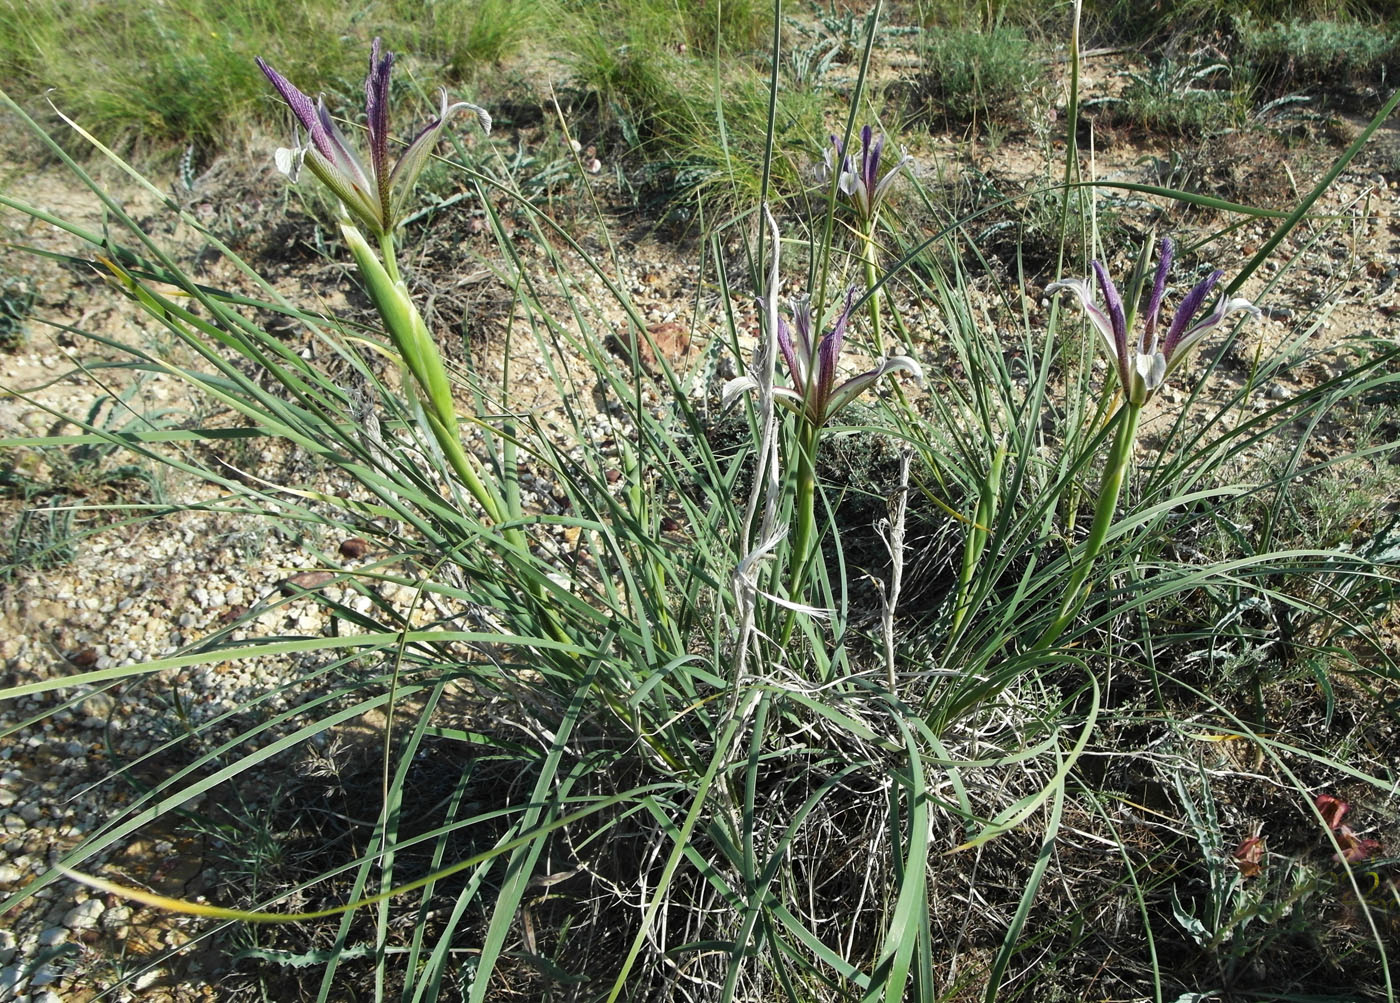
[1233,835,1266,878]
[1315,793,1350,831]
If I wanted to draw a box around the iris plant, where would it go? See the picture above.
[726,287,920,644]
[1036,238,1259,650]
[257,40,502,526]
[818,126,913,354]
[726,289,922,428]
[257,39,490,245]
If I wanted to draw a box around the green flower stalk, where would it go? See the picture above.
[340,222,502,525]
[1036,238,1259,649]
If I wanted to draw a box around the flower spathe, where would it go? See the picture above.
[818,125,913,224]
[1047,238,1260,405]
[257,39,490,236]
[724,288,922,426]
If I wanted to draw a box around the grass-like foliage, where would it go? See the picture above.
[1083,0,1400,44]
[0,0,368,151]
[914,23,1039,127]
[1237,13,1400,95]
[1,2,1399,1000]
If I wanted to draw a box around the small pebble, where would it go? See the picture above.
[0,964,24,994]
[338,537,370,558]
[280,570,335,594]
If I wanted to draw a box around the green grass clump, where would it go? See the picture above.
[1116,56,1244,135]
[564,0,818,212]
[915,23,1039,127]
[1083,0,1398,44]
[1237,14,1400,93]
[0,0,369,149]
[411,0,555,80]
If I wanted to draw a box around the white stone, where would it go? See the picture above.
[62,897,104,930]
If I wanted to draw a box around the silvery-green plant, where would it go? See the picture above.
[1037,237,1259,649]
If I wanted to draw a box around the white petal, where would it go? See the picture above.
[826,354,922,418]
[1048,277,1121,370]
[721,376,758,408]
[274,146,304,180]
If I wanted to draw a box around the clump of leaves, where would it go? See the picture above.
[913,24,1040,128]
[1094,54,1243,136]
[1238,14,1400,97]
[0,274,35,351]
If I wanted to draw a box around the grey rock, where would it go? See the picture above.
[62,897,104,930]
[0,963,25,994]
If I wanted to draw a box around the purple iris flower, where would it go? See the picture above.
[257,39,490,236]
[726,289,922,426]
[1047,238,1260,405]
[818,125,913,224]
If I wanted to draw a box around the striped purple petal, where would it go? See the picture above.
[259,55,377,228]
[775,309,801,388]
[1140,237,1172,353]
[862,126,881,195]
[257,57,337,165]
[1091,260,1129,390]
[365,38,394,229]
[1162,268,1224,361]
[813,287,857,421]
